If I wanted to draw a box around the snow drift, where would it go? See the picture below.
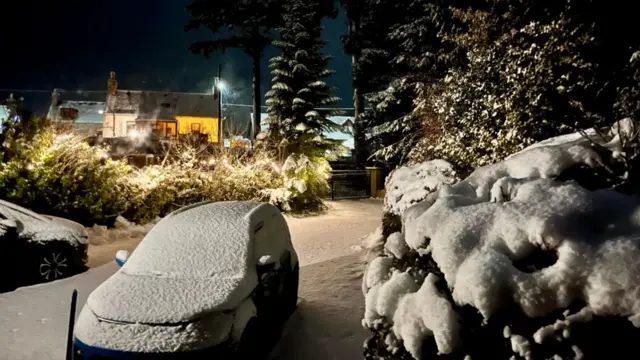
[363,120,640,359]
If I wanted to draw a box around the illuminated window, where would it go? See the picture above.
[59,108,79,121]
[191,123,201,133]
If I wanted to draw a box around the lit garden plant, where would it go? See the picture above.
[0,125,332,227]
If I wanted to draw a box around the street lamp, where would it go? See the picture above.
[215,79,226,92]
[215,64,223,146]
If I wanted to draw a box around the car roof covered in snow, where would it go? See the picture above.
[87,201,275,324]
[0,199,86,245]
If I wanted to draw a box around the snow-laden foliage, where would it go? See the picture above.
[0,128,135,225]
[363,120,640,360]
[615,50,640,121]
[0,126,286,225]
[263,0,344,158]
[383,159,459,217]
[360,1,456,169]
[410,12,597,170]
[356,0,639,171]
[262,153,330,213]
[365,81,423,168]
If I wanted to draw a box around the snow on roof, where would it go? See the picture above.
[85,201,264,324]
[58,101,106,124]
[107,90,219,119]
[364,120,640,358]
[0,105,9,121]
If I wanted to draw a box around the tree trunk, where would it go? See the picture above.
[252,54,261,140]
[353,75,366,167]
[349,15,367,167]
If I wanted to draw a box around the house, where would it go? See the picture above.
[102,72,221,143]
[47,89,106,133]
[252,113,355,155]
[0,105,9,123]
[1,93,30,132]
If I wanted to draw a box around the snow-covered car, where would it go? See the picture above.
[0,200,89,292]
[73,201,300,359]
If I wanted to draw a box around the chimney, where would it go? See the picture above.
[107,71,118,95]
[51,89,61,105]
[5,93,17,118]
[47,89,62,120]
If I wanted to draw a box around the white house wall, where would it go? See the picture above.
[102,113,137,138]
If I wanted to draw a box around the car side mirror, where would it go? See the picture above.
[0,219,18,230]
[115,250,130,267]
[0,219,18,237]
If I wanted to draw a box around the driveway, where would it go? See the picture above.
[0,200,380,360]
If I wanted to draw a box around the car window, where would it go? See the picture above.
[0,205,41,223]
[253,211,290,265]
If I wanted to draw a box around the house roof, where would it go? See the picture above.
[107,90,219,120]
[0,105,9,121]
[57,101,105,124]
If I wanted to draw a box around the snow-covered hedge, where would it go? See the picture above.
[363,120,640,359]
[0,128,287,226]
[125,155,283,224]
[0,129,135,225]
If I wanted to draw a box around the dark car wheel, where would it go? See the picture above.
[38,250,72,281]
[32,242,86,284]
[236,317,265,358]
[283,262,300,317]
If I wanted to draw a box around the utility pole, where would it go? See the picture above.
[217,63,223,146]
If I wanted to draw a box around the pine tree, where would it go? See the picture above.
[360,0,457,169]
[264,0,342,158]
[340,0,402,166]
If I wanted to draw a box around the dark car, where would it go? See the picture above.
[73,201,299,359]
[0,199,89,293]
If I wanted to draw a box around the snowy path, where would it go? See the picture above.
[88,199,382,267]
[272,254,367,360]
[0,200,379,360]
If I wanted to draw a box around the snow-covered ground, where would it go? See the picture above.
[271,254,366,360]
[0,200,379,360]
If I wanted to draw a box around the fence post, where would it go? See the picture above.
[366,167,381,198]
[145,154,155,166]
[330,172,335,200]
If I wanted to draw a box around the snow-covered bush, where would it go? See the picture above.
[0,128,135,225]
[363,120,640,360]
[262,153,330,213]
[373,160,460,260]
[409,12,598,170]
[383,160,459,217]
[0,127,285,225]
[126,153,283,223]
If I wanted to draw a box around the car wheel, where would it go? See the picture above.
[283,262,299,317]
[38,250,72,281]
[236,317,264,358]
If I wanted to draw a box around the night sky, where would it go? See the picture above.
[1,0,352,114]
